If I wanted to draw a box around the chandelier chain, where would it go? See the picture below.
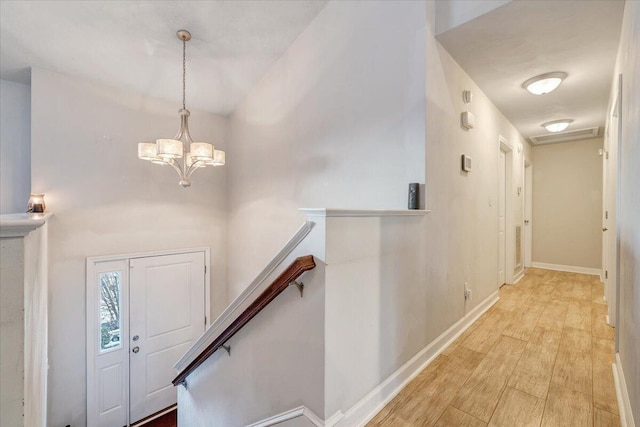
[182,38,186,109]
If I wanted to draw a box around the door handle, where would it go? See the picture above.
[132,346,140,353]
[603,227,608,232]
[524,220,530,224]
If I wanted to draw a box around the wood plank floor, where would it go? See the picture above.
[367,268,620,427]
[141,409,177,427]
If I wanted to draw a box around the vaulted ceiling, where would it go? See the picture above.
[0,0,327,116]
[1,0,626,135]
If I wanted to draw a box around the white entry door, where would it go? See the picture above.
[129,252,205,423]
[498,150,507,286]
[87,250,208,427]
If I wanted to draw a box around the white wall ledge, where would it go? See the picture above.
[0,213,52,238]
[299,208,430,217]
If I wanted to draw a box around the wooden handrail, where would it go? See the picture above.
[172,255,316,386]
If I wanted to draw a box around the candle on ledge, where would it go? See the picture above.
[27,193,46,213]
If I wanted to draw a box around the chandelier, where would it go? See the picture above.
[137,29,225,187]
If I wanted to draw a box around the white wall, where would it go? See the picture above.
[531,138,603,270]
[427,4,530,342]
[226,0,426,301]
[435,0,511,36]
[30,68,228,427]
[0,79,30,214]
[218,0,530,420]
[23,222,49,427]
[324,215,428,419]
[610,1,640,423]
[0,237,25,427]
[179,222,326,427]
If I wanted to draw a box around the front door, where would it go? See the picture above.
[87,250,207,427]
[129,252,206,423]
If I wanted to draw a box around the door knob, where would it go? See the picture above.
[132,346,140,353]
[524,220,530,224]
[603,227,608,232]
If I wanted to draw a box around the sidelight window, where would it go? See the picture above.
[99,271,122,352]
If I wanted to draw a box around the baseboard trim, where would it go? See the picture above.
[531,262,601,276]
[245,405,328,427]
[334,290,500,427]
[613,354,636,427]
[512,272,525,284]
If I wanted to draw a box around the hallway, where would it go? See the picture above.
[368,269,619,427]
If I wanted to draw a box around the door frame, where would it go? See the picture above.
[86,247,211,427]
[498,136,515,285]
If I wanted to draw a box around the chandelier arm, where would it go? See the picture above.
[186,160,206,178]
[184,130,195,144]
[182,115,195,144]
[173,113,195,144]
[167,158,185,179]
[174,114,187,140]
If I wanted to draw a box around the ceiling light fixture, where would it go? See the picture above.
[522,72,567,95]
[542,119,573,133]
[138,29,224,188]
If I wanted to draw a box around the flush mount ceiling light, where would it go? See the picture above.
[542,119,574,132]
[522,72,567,95]
[138,29,225,188]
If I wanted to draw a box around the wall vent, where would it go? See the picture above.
[529,127,600,145]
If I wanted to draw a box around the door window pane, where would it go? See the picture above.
[99,271,121,352]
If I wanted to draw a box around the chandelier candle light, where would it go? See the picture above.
[138,29,225,187]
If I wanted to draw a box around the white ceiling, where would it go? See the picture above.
[0,0,327,116]
[436,0,625,140]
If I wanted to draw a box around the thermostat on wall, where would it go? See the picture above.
[461,154,472,172]
[461,111,475,129]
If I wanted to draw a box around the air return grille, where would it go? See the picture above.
[529,127,600,145]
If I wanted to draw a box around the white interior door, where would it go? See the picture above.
[129,252,205,423]
[524,164,533,267]
[498,150,507,286]
[605,74,622,331]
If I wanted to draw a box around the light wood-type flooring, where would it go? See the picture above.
[367,268,619,427]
